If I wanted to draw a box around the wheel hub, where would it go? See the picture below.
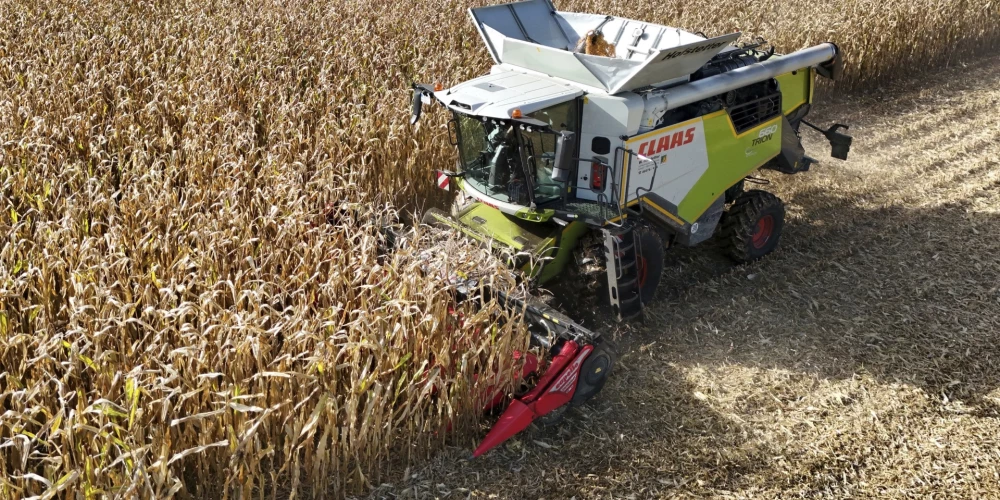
[752,214,774,249]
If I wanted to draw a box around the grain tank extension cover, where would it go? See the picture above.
[469,0,740,94]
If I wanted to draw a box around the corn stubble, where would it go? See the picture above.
[0,0,997,497]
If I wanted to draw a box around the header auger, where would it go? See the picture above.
[410,0,853,457]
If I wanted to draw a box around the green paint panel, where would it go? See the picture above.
[677,113,782,221]
[457,203,549,252]
[450,202,583,282]
[535,221,589,284]
[678,69,813,221]
[775,69,812,114]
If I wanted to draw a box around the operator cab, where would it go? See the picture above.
[411,69,611,219]
[412,68,637,226]
[452,99,578,209]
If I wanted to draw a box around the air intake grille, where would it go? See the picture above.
[727,93,782,134]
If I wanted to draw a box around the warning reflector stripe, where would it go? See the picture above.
[436,171,449,190]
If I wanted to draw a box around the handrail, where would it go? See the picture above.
[616,145,659,210]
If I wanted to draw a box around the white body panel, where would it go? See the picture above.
[574,93,643,202]
[622,118,710,206]
[500,34,609,90]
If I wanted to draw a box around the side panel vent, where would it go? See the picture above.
[727,92,781,134]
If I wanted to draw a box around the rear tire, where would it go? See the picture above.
[725,179,745,204]
[721,190,785,263]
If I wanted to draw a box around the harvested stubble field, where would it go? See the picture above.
[1,0,999,498]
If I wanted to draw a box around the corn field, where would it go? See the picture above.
[1,0,998,498]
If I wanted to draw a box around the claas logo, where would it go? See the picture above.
[637,127,696,157]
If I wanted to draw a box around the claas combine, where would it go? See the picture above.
[408,0,853,457]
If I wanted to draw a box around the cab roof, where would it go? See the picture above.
[437,70,583,122]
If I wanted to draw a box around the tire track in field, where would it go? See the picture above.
[849,91,1000,164]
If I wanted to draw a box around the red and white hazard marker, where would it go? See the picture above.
[436,171,450,190]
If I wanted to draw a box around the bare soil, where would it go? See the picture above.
[368,56,1000,499]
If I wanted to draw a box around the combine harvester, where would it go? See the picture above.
[409,0,853,457]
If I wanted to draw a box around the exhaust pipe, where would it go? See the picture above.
[663,43,840,111]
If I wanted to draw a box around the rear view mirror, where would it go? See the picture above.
[552,131,576,183]
[447,119,460,146]
[410,90,423,125]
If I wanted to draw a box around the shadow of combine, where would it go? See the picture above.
[649,187,1000,405]
[375,356,779,498]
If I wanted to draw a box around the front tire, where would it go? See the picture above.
[613,227,665,318]
[721,190,785,263]
[633,228,665,306]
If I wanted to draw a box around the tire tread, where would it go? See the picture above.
[721,190,784,263]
